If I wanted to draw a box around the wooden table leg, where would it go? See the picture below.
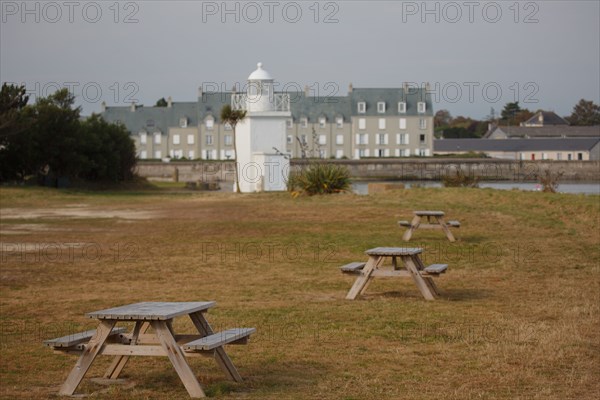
[414,256,440,297]
[402,215,421,242]
[437,216,456,242]
[152,320,206,398]
[345,256,384,300]
[189,312,243,382]
[59,320,116,396]
[402,255,435,300]
[104,321,150,379]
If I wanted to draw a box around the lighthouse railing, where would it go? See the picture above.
[231,93,290,112]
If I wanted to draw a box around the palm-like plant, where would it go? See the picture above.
[220,104,247,193]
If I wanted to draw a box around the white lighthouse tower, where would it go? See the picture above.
[232,63,291,192]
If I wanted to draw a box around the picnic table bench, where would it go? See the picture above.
[44,301,255,398]
[399,210,460,242]
[341,247,448,300]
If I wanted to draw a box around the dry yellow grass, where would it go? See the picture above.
[0,186,599,399]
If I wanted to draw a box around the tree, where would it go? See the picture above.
[155,97,168,107]
[0,84,32,181]
[500,102,532,126]
[434,109,452,128]
[220,104,247,193]
[567,99,600,126]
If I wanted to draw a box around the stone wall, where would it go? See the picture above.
[136,159,600,182]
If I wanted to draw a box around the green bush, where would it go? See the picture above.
[288,163,352,196]
[441,169,479,188]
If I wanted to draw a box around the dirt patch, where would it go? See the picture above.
[0,208,157,220]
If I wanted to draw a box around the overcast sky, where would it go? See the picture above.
[2,0,599,119]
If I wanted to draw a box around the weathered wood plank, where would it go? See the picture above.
[44,327,126,348]
[340,262,366,273]
[424,264,448,274]
[414,210,445,216]
[183,328,256,351]
[365,247,423,256]
[447,220,461,227]
[86,301,216,321]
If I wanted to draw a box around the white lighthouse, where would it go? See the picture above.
[232,63,291,192]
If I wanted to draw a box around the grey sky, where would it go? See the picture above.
[1,0,599,119]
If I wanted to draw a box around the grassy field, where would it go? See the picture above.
[0,186,598,399]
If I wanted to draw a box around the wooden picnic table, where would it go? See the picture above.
[341,247,448,300]
[398,210,460,242]
[45,301,255,398]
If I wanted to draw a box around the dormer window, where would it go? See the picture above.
[398,102,406,113]
[205,117,214,130]
[319,117,326,128]
[357,102,366,114]
[300,117,308,128]
[377,102,386,113]
[179,117,188,128]
[224,122,232,131]
[336,117,343,128]
[286,119,293,129]
[418,102,426,113]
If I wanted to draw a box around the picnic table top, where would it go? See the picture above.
[413,210,445,216]
[366,247,423,256]
[86,301,216,321]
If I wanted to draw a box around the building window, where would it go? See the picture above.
[287,135,293,144]
[173,134,180,145]
[300,134,307,144]
[419,149,427,156]
[205,118,214,130]
[319,149,327,159]
[359,133,368,145]
[224,122,232,131]
[154,150,161,159]
[140,132,147,144]
[206,135,213,145]
[358,118,366,130]
[419,119,427,129]
[336,117,343,128]
[318,134,326,145]
[300,117,308,128]
[418,102,426,113]
[567,153,572,161]
[399,118,407,130]
[359,149,369,158]
[378,118,386,130]
[336,149,344,158]
[377,102,386,113]
[358,102,366,114]
[578,153,583,160]
[319,117,326,128]
[225,149,234,159]
[187,134,195,145]
[336,134,344,145]
[154,133,161,144]
[398,102,406,113]
[286,119,293,129]
[224,135,232,146]
[556,153,561,160]
[397,133,409,145]
[376,133,388,145]
[188,150,195,159]
[541,152,547,160]
[140,150,147,159]
[179,117,188,128]
[419,134,426,144]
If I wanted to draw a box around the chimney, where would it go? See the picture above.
[130,102,136,112]
[304,85,309,97]
[348,83,353,94]
[100,101,106,112]
[198,86,203,97]
[167,96,172,108]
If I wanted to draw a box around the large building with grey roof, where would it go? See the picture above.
[100,82,434,161]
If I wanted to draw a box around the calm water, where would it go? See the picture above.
[351,181,600,195]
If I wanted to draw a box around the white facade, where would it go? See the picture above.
[233,63,291,192]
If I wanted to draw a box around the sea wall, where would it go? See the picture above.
[136,159,600,182]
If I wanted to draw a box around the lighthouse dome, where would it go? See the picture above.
[248,62,273,81]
